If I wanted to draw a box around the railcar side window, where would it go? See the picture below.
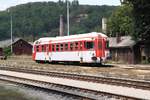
[75,42,79,50]
[42,45,45,52]
[52,44,55,51]
[56,44,59,51]
[60,44,64,51]
[70,43,73,51]
[85,41,94,49]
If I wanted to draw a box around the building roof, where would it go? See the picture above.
[0,38,33,48]
[108,36,136,48]
[0,38,21,48]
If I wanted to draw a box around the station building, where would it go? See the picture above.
[109,36,150,64]
[0,38,32,55]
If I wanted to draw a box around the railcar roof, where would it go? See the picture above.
[36,32,107,43]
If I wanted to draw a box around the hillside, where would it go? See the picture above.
[0,1,117,41]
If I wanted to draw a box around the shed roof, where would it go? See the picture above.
[0,38,21,48]
[108,36,136,48]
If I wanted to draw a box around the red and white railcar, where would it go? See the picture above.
[32,32,109,64]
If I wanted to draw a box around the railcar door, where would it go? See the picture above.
[79,41,84,63]
[48,43,52,61]
[95,38,104,57]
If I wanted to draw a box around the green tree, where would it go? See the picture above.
[0,2,116,40]
[122,0,150,41]
[107,4,133,37]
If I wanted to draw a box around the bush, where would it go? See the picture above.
[3,47,12,56]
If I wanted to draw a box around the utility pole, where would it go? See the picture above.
[11,13,13,54]
[67,0,70,36]
[8,9,13,54]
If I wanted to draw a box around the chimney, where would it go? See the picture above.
[59,15,64,36]
[102,17,107,33]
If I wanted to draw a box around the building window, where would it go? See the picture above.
[85,41,94,49]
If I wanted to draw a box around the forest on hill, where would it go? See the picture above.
[0,0,116,41]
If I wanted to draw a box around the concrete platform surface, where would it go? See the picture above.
[0,70,150,99]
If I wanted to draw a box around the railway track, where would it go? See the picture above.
[0,74,95,100]
[0,66,150,91]
[0,65,150,99]
[0,70,139,100]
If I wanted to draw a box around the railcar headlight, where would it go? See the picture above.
[92,53,95,56]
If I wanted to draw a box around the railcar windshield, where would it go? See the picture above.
[85,41,94,49]
[32,46,34,52]
[36,45,40,52]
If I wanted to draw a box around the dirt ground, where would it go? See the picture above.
[0,55,150,81]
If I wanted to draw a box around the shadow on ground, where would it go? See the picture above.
[38,61,115,68]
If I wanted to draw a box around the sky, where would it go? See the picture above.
[0,0,120,11]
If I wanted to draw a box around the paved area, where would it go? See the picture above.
[0,70,150,99]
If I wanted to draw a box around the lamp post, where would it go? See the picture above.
[8,9,13,54]
[67,0,70,36]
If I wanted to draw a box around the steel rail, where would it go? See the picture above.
[0,74,138,100]
[0,66,150,91]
